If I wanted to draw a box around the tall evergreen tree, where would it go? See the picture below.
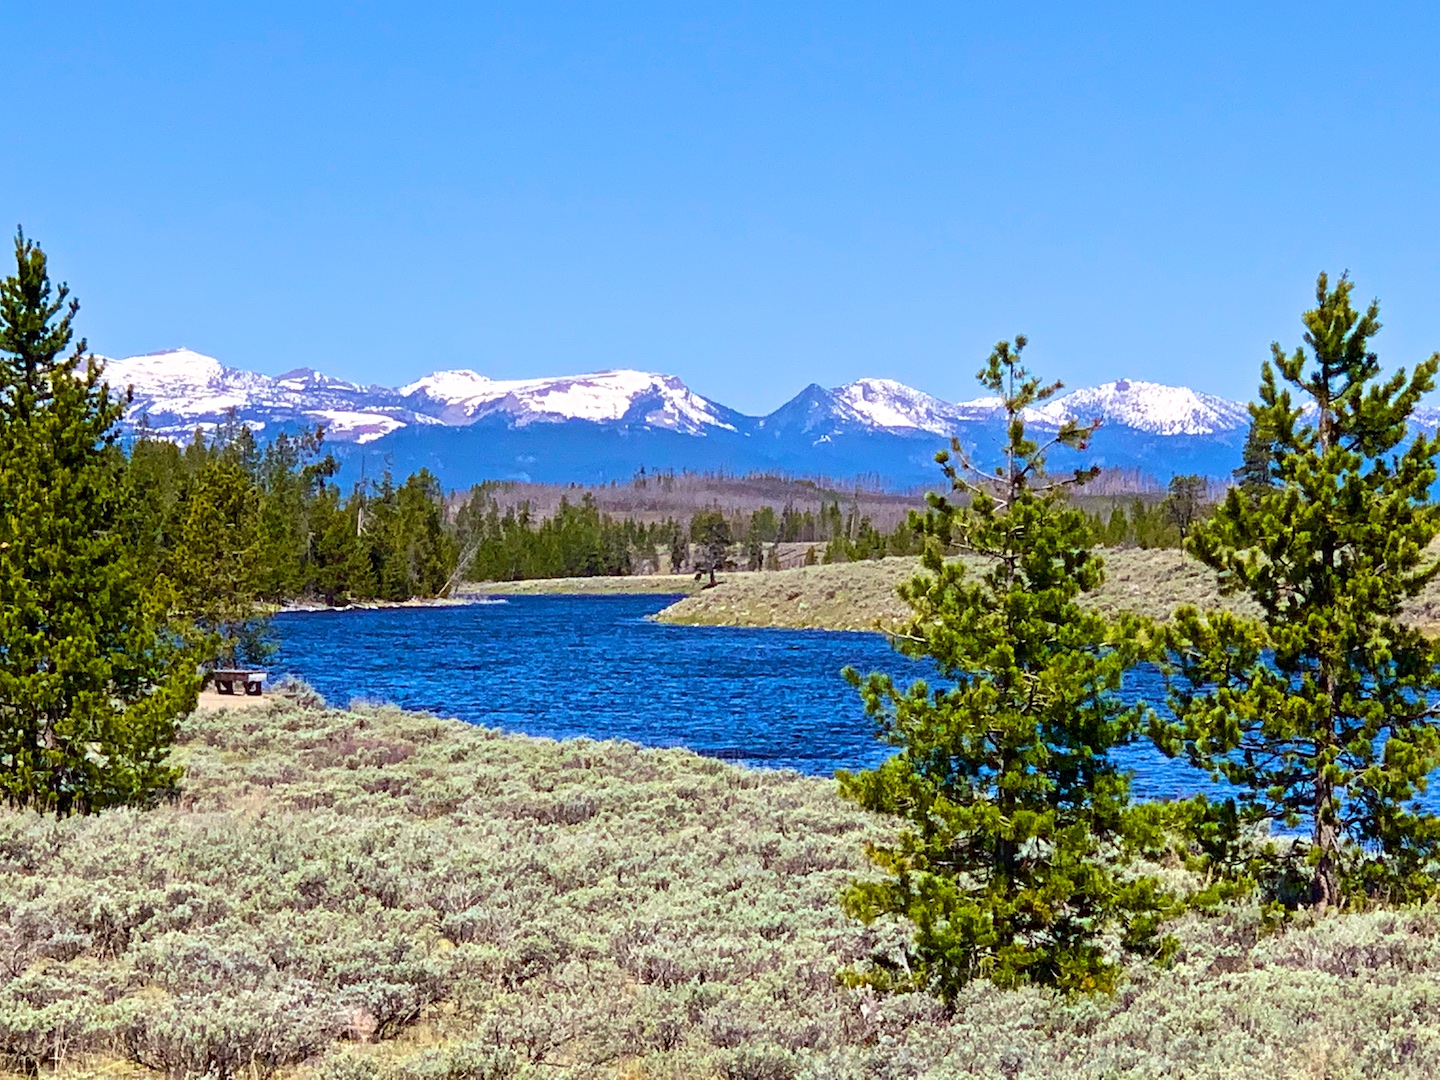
[170,450,269,668]
[839,337,1171,998]
[1160,474,1207,543]
[252,429,333,602]
[667,519,688,572]
[0,231,197,814]
[689,509,731,586]
[1233,416,1278,495]
[1163,274,1440,907]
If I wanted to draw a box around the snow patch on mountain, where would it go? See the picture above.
[847,378,1256,437]
[102,348,427,441]
[1030,379,1251,436]
[104,348,279,417]
[401,369,736,434]
[831,379,965,436]
[302,410,408,444]
[275,368,378,395]
[399,369,494,402]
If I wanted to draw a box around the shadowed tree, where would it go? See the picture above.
[689,508,731,586]
[1160,474,1207,544]
[0,230,198,814]
[1233,416,1278,496]
[169,445,270,669]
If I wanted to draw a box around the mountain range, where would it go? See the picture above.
[99,348,1424,490]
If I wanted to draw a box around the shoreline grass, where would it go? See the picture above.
[464,574,699,597]
[653,549,1257,632]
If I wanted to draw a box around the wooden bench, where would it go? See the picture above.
[212,669,266,696]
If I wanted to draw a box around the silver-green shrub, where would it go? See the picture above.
[0,691,1438,1077]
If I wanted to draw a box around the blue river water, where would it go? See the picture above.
[271,593,1220,800]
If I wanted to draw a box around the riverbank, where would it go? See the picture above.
[281,596,489,613]
[407,542,1440,632]
[465,573,699,596]
[2,691,1436,1078]
[462,548,1247,629]
[654,548,1264,631]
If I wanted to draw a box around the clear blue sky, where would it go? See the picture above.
[5,2,1439,413]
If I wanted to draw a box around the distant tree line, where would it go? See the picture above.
[453,491,672,580]
[449,487,929,582]
[123,426,454,638]
[1082,475,1213,550]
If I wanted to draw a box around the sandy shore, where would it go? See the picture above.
[195,687,272,711]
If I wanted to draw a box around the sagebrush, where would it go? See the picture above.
[0,692,1437,1076]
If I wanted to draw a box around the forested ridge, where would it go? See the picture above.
[131,426,1206,617]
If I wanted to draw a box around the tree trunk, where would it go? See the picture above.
[1311,714,1341,908]
[1310,773,1341,909]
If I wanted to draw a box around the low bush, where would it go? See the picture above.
[0,693,1436,1076]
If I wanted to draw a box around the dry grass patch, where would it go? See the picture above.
[653,546,1440,633]
[467,575,698,597]
[653,549,1250,632]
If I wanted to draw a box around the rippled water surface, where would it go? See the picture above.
[272,594,1216,797]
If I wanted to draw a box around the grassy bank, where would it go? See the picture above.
[463,549,1239,626]
[653,549,1260,631]
[4,691,1440,1077]
[465,574,698,596]
[469,543,1440,631]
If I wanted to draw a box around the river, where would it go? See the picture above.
[271,593,1228,801]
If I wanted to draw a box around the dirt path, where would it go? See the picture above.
[195,688,272,712]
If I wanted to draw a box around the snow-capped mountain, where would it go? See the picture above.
[98,347,1292,486]
[105,348,282,422]
[754,377,1253,442]
[399,369,741,434]
[1030,379,1252,436]
[830,378,970,436]
[758,379,1008,441]
[103,349,427,445]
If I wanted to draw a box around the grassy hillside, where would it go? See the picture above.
[5,691,1440,1077]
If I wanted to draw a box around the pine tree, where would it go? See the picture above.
[666,518,688,573]
[1163,273,1440,907]
[309,481,371,602]
[1160,474,1207,543]
[1104,505,1129,546]
[170,450,268,668]
[1232,416,1278,494]
[0,231,198,814]
[393,469,454,595]
[838,337,1171,998]
[689,509,731,585]
[252,429,333,602]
